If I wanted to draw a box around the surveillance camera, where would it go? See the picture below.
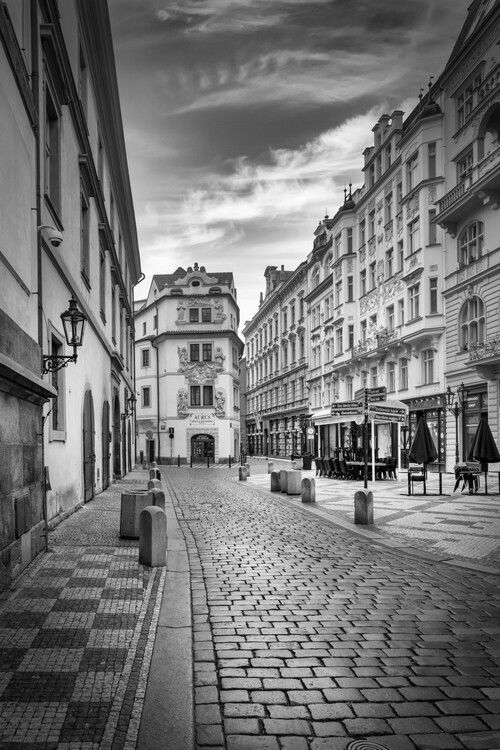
[47,228,63,247]
[38,225,63,248]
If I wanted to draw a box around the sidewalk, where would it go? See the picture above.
[241,457,500,575]
[0,467,192,750]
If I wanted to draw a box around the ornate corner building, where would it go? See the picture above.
[134,264,244,464]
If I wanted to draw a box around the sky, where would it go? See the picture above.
[107,0,471,329]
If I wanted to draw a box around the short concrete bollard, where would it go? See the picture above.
[286,471,301,495]
[139,506,166,567]
[149,468,161,481]
[301,477,316,503]
[151,461,158,468]
[148,478,161,490]
[270,471,280,492]
[244,462,251,476]
[239,466,248,481]
[280,469,288,493]
[120,491,152,538]
[354,489,374,525]
[148,487,165,511]
[267,462,274,474]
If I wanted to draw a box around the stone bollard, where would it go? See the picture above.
[291,461,298,471]
[286,471,301,495]
[244,462,251,476]
[148,478,161,490]
[149,468,161,481]
[148,487,165,511]
[139,506,166,567]
[279,469,288,493]
[151,461,158,468]
[354,489,374,525]
[270,471,280,492]
[239,466,248,481]
[268,462,274,474]
[301,477,316,503]
[120,491,152,538]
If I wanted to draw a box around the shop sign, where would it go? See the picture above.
[190,413,215,426]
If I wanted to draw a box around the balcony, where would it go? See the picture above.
[467,337,500,379]
[435,146,500,236]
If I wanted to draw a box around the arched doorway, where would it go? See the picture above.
[102,400,110,490]
[113,395,121,478]
[83,390,95,503]
[191,434,215,459]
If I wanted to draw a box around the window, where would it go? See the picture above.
[386,305,394,331]
[190,344,200,361]
[334,233,341,260]
[406,151,418,192]
[291,303,295,325]
[459,221,483,266]
[143,322,146,335]
[79,43,88,114]
[427,142,436,178]
[408,217,420,253]
[456,75,480,128]
[346,376,353,400]
[369,163,375,187]
[99,247,106,320]
[457,150,473,183]
[409,284,420,320]
[368,210,375,239]
[361,370,368,388]
[201,307,212,323]
[370,366,378,387]
[399,358,408,390]
[142,386,151,408]
[189,343,212,362]
[347,228,353,253]
[111,286,116,342]
[153,314,158,330]
[335,280,342,307]
[283,310,288,330]
[80,189,90,283]
[361,320,367,344]
[190,385,200,406]
[325,296,331,320]
[335,327,343,353]
[428,209,437,245]
[369,262,376,290]
[190,385,213,406]
[50,335,65,436]
[386,248,393,278]
[141,349,150,368]
[459,296,485,351]
[348,324,354,349]
[189,308,199,323]
[423,349,434,384]
[387,361,395,393]
[312,268,320,288]
[398,298,405,326]
[347,276,354,301]
[398,240,404,271]
[429,278,438,314]
[203,386,213,406]
[44,84,60,214]
[385,144,392,168]
[385,193,392,224]
[359,219,366,247]
[202,343,212,361]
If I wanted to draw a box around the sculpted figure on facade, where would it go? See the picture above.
[177,300,186,321]
[177,388,189,417]
[215,388,226,416]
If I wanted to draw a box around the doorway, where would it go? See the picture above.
[191,434,215,459]
[83,390,95,503]
[113,395,121,478]
[102,400,110,490]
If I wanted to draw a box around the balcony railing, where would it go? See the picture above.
[469,338,500,362]
[437,144,500,215]
[351,326,402,358]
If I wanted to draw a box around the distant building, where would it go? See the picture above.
[134,265,244,464]
[0,1,140,590]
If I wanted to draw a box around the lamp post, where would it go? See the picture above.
[42,297,87,373]
[446,382,468,464]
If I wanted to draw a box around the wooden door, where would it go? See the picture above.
[102,400,110,489]
[83,390,95,502]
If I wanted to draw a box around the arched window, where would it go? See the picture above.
[459,296,485,350]
[458,221,483,266]
[312,267,320,289]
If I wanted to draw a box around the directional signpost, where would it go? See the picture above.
[331,400,364,418]
[367,403,406,424]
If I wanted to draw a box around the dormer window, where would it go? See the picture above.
[191,279,201,287]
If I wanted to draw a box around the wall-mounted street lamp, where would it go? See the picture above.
[121,394,137,421]
[446,381,468,464]
[42,297,87,373]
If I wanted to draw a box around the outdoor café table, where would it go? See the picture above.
[346,461,388,480]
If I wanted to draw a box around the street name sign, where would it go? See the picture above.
[354,386,387,403]
[367,403,406,423]
[331,400,364,417]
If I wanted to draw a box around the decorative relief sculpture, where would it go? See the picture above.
[177,388,189,418]
[214,388,226,417]
[177,300,186,321]
[177,346,225,383]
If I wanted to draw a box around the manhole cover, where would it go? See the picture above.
[347,742,389,750]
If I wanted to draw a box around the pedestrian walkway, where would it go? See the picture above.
[0,469,168,750]
[241,458,500,574]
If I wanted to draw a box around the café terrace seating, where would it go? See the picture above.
[313,455,397,481]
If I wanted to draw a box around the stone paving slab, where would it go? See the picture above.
[0,471,165,750]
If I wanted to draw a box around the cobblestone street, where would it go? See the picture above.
[165,467,500,750]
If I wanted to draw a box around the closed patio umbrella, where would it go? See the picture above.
[467,415,500,494]
[409,415,438,465]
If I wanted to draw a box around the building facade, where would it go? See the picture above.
[243,265,309,458]
[243,1,500,474]
[0,0,140,590]
[134,265,243,465]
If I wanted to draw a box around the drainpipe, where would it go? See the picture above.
[31,0,48,552]
[131,273,145,466]
[151,305,160,463]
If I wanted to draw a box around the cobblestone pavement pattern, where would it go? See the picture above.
[164,468,500,750]
[0,471,165,750]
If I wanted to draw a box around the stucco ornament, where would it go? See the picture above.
[177,388,189,418]
[177,346,225,383]
[214,388,226,416]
